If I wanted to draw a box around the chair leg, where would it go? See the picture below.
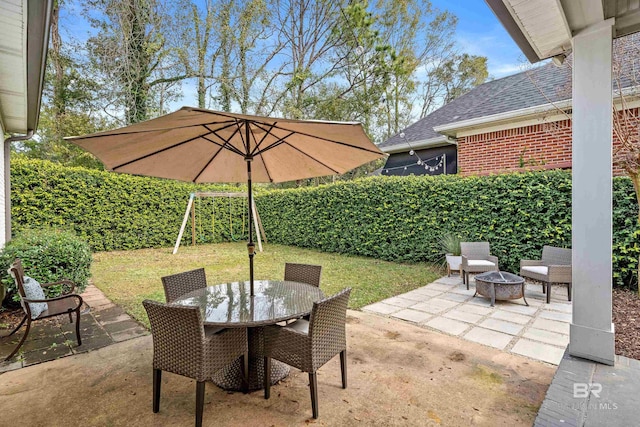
[68,311,73,323]
[196,381,205,427]
[567,283,572,302]
[264,357,271,399]
[340,350,347,389]
[465,272,469,290]
[546,283,551,304]
[5,319,31,361]
[8,314,27,336]
[542,283,546,294]
[75,309,82,346]
[309,372,318,419]
[153,369,162,413]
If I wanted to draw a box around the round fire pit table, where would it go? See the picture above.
[473,271,528,307]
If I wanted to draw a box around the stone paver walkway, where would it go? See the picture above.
[363,275,572,365]
[536,350,640,426]
[0,284,147,372]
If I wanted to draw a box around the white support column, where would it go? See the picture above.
[569,19,615,365]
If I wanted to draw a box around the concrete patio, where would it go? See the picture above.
[363,276,572,365]
[0,308,555,426]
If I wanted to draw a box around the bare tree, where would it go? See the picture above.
[85,0,190,124]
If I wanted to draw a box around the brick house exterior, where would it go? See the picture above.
[456,109,636,176]
[379,39,638,178]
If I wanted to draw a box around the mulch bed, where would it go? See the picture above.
[0,305,24,332]
[613,287,640,360]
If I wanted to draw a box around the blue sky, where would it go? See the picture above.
[433,1,529,78]
[59,1,529,111]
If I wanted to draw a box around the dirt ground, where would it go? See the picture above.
[0,310,554,426]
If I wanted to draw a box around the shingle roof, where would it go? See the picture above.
[379,62,571,150]
[380,32,640,151]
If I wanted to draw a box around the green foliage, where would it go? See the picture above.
[10,158,248,252]
[613,177,640,289]
[256,170,639,290]
[438,232,464,257]
[0,228,92,300]
[11,161,640,291]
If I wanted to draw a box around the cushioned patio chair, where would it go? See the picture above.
[460,242,499,290]
[142,300,248,427]
[263,287,351,419]
[520,246,572,303]
[161,267,207,303]
[4,259,83,361]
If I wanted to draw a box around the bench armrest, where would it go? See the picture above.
[488,255,499,269]
[547,265,572,283]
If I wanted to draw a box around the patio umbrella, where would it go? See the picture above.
[66,106,385,295]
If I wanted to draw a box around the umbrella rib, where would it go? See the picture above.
[249,122,277,157]
[255,122,382,156]
[255,152,274,183]
[193,143,227,183]
[281,141,341,174]
[111,130,215,170]
[66,119,237,140]
[202,125,246,157]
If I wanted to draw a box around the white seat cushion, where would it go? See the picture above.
[285,319,309,334]
[468,260,496,267]
[521,266,548,276]
[22,276,48,319]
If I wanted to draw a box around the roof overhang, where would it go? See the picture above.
[381,136,455,154]
[485,0,640,63]
[433,88,640,138]
[0,0,52,135]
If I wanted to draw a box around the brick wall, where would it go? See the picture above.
[457,110,637,176]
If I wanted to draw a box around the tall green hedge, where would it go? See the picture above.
[256,171,639,290]
[11,158,249,251]
[10,159,640,289]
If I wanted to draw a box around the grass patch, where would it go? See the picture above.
[91,242,442,327]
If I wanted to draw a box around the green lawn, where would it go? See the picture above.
[91,242,442,327]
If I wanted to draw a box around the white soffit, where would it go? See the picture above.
[504,0,572,59]
[0,0,27,133]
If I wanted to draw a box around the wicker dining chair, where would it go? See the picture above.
[284,263,322,287]
[161,268,207,303]
[4,259,83,361]
[460,242,499,290]
[283,263,323,324]
[142,300,248,427]
[263,287,351,419]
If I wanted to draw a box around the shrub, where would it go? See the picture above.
[10,158,247,251]
[9,159,640,290]
[257,171,640,290]
[0,228,92,301]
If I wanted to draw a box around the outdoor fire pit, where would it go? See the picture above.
[473,271,528,307]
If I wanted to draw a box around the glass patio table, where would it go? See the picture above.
[172,280,324,391]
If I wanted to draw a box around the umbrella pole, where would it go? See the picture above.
[246,157,255,296]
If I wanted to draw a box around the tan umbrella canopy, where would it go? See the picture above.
[67,106,385,294]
